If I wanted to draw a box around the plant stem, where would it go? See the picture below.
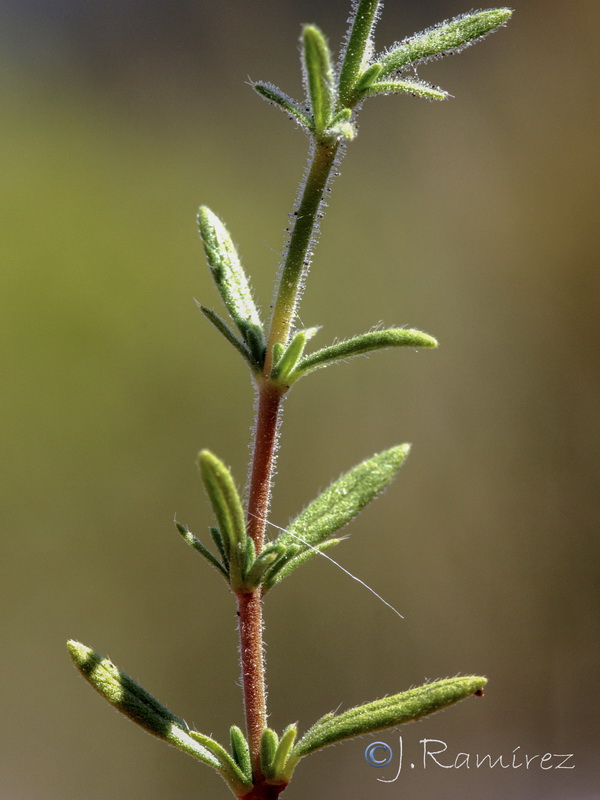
[239,382,284,779]
[236,588,267,780]
[240,137,341,784]
[247,382,284,552]
[266,141,340,370]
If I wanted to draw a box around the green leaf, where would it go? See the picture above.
[252,81,312,132]
[288,676,488,772]
[175,520,229,581]
[197,206,265,359]
[230,725,252,781]
[260,728,280,779]
[66,641,234,775]
[338,0,383,106]
[270,327,319,384]
[256,544,300,586]
[288,327,438,382]
[302,25,335,135]
[243,536,257,578]
[322,107,357,142]
[263,538,342,591]
[210,526,229,571]
[197,304,256,368]
[275,444,411,553]
[378,9,513,77]
[243,544,287,590]
[355,62,384,93]
[323,120,357,142]
[188,729,253,794]
[198,450,247,589]
[364,79,448,101]
[271,724,298,780]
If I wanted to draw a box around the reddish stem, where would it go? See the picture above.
[238,781,288,800]
[247,382,284,551]
[238,381,284,779]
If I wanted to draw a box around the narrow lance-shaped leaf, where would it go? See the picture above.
[270,327,319,384]
[274,444,411,551]
[288,327,438,383]
[196,303,255,369]
[286,676,488,776]
[378,9,513,77]
[197,206,265,361]
[188,729,253,794]
[66,641,224,771]
[355,62,383,94]
[364,79,448,102]
[338,0,383,106]
[269,724,298,782]
[230,725,252,781]
[175,520,229,581]
[210,526,229,571]
[260,728,280,779]
[302,25,335,135]
[198,450,247,588]
[252,81,312,132]
[262,538,343,591]
[244,544,287,590]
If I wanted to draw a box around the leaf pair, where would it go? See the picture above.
[197,207,265,372]
[67,641,486,793]
[259,725,297,785]
[180,444,411,594]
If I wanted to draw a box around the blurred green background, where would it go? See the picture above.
[1,1,598,798]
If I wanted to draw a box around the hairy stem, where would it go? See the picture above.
[266,141,340,369]
[239,382,284,778]
[240,137,341,785]
[247,382,284,551]
[237,589,267,780]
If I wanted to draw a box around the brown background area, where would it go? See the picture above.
[1,1,598,798]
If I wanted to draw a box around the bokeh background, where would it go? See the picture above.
[1,1,598,798]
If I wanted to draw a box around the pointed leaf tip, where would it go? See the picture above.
[252,81,312,132]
